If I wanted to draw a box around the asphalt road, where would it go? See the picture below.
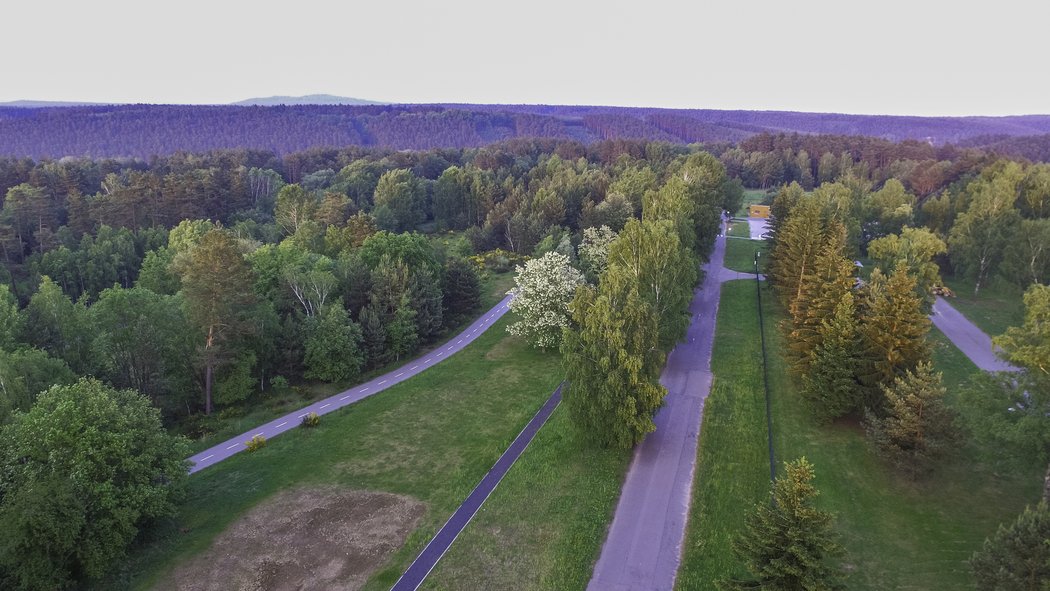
[187,294,514,474]
[588,227,740,591]
[931,296,1018,372]
[389,384,564,591]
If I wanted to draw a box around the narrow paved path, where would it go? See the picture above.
[931,297,1017,372]
[390,384,564,591]
[588,228,740,591]
[188,294,514,474]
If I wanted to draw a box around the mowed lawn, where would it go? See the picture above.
[737,189,770,217]
[423,408,631,590]
[723,238,768,274]
[107,314,563,590]
[942,274,1026,338]
[677,280,1041,590]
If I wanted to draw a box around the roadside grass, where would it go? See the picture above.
[423,408,631,590]
[677,280,1041,590]
[737,189,770,217]
[723,239,768,274]
[726,220,751,238]
[182,271,515,454]
[941,274,1025,338]
[107,313,563,590]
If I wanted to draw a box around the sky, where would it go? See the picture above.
[2,0,1048,116]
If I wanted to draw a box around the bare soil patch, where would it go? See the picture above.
[153,487,425,591]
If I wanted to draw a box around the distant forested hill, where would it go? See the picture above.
[2,103,1050,159]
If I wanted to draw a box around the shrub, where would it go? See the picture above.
[244,434,267,452]
[300,412,321,428]
[269,375,289,392]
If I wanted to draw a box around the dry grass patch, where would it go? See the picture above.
[153,487,424,591]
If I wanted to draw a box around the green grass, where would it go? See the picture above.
[726,220,751,238]
[737,189,770,217]
[941,274,1025,338]
[677,280,1041,590]
[723,239,768,274]
[182,271,516,454]
[423,408,631,590]
[107,314,563,590]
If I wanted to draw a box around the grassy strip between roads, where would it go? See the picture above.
[677,280,1041,590]
[941,274,1025,338]
[108,313,563,590]
[726,220,751,238]
[183,271,516,454]
[723,238,768,274]
[422,406,632,590]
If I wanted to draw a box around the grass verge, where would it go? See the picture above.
[941,274,1025,338]
[677,280,1041,590]
[726,220,751,238]
[106,313,563,590]
[422,406,631,590]
[723,239,768,274]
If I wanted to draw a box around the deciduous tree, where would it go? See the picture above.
[506,251,585,349]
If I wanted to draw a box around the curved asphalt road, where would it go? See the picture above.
[931,297,1018,372]
[390,384,564,591]
[187,294,514,474]
[588,225,741,591]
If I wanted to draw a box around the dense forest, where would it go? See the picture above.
[4,103,1050,159]
[0,130,1049,588]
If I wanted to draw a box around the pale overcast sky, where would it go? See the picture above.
[2,0,1047,116]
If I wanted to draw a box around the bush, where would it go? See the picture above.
[269,375,289,392]
[244,434,267,452]
[300,412,321,428]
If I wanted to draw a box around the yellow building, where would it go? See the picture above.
[749,204,770,218]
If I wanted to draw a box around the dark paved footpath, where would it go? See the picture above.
[389,384,564,591]
[188,294,513,474]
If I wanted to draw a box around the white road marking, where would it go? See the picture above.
[201,454,213,461]
[297,413,308,418]
[253,432,263,437]
[341,395,350,401]
[457,339,462,344]
[396,372,404,377]
[378,380,387,385]
[359,387,369,393]
[226,444,238,450]
[436,352,443,357]
[320,403,330,409]
[411,365,419,370]
[275,422,287,428]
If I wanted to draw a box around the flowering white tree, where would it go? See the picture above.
[507,251,585,349]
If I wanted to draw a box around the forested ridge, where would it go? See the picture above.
[4,103,1050,159]
[0,130,1049,589]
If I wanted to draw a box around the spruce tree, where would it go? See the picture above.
[970,502,1050,591]
[802,292,861,422]
[864,362,959,477]
[722,458,843,591]
[769,197,825,309]
[561,267,666,448]
[856,267,931,405]
[787,223,856,374]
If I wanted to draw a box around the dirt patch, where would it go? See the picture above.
[484,334,519,361]
[154,487,425,591]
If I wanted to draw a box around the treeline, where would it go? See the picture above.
[6,103,1050,159]
[499,152,732,447]
[765,170,1050,587]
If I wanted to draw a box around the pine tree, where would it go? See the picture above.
[786,223,856,374]
[864,362,959,477]
[722,458,843,591]
[856,267,931,405]
[970,502,1050,591]
[802,292,861,422]
[561,267,666,448]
